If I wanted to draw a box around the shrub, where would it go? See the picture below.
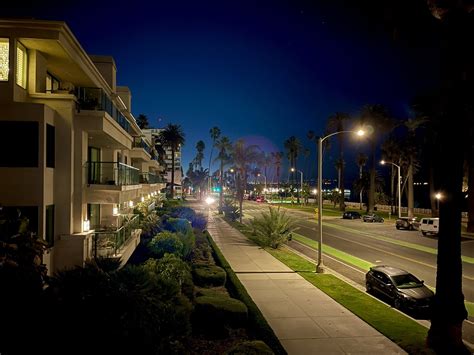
[193,295,248,334]
[143,254,194,300]
[192,264,226,287]
[148,231,183,258]
[139,213,161,239]
[191,230,214,264]
[44,262,192,354]
[162,218,195,259]
[222,198,241,222]
[226,340,274,355]
[195,286,229,298]
[247,207,296,249]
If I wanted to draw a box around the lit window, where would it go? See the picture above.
[0,38,8,81]
[16,41,27,88]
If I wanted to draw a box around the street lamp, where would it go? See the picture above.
[317,129,365,273]
[290,167,303,204]
[380,160,401,219]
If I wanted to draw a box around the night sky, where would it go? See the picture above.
[4,0,439,183]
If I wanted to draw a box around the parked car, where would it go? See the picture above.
[419,217,439,236]
[365,265,433,314]
[395,217,419,230]
[362,213,384,223]
[342,211,361,219]
[255,196,266,203]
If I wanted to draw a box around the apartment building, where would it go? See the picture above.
[143,128,183,198]
[0,19,166,273]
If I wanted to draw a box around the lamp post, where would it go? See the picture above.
[380,160,401,218]
[290,168,303,204]
[317,129,365,273]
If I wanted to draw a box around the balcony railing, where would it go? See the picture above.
[139,172,165,184]
[133,137,152,156]
[86,161,140,186]
[92,214,140,258]
[75,87,132,134]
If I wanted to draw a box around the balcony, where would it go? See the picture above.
[75,87,132,134]
[130,137,152,161]
[92,214,140,259]
[86,161,139,186]
[139,172,165,184]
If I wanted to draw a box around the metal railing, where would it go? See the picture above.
[86,161,140,186]
[75,87,132,134]
[139,172,164,184]
[133,137,152,155]
[93,214,140,258]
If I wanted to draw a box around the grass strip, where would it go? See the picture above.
[291,232,373,271]
[205,231,287,355]
[266,248,432,354]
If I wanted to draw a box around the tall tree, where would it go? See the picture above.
[359,104,394,213]
[325,112,350,211]
[194,140,205,169]
[356,153,368,210]
[158,124,185,199]
[284,136,302,203]
[271,151,284,192]
[136,114,150,129]
[208,127,221,193]
[424,1,472,352]
[381,136,402,215]
[232,140,260,223]
[214,136,232,212]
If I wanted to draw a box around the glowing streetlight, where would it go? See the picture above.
[380,160,401,218]
[317,129,365,273]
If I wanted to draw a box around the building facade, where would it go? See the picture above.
[0,19,165,273]
[143,128,183,198]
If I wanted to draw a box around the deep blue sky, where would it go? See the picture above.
[5,0,439,184]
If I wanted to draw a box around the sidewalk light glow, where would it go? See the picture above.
[205,197,215,205]
[128,200,134,208]
[356,129,365,136]
[141,196,145,202]
[83,219,90,232]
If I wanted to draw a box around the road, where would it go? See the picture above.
[240,201,474,345]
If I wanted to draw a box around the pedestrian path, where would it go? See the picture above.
[206,213,406,354]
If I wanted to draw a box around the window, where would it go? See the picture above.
[46,72,60,93]
[0,38,8,81]
[46,124,55,168]
[16,41,27,88]
[45,205,54,246]
[0,121,38,167]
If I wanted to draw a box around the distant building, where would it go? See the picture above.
[143,128,183,198]
[0,19,165,273]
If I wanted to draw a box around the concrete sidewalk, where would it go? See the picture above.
[206,213,406,354]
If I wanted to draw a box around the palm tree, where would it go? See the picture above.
[424,2,471,351]
[271,151,284,192]
[359,104,394,214]
[194,140,205,169]
[356,153,368,210]
[402,118,426,218]
[208,127,221,192]
[214,136,232,212]
[136,114,150,129]
[326,112,350,211]
[158,124,185,199]
[303,147,311,181]
[284,136,302,203]
[381,136,402,215]
[232,139,260,223]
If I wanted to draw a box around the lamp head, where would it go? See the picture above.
[290,167,295,172]
[356,129,365,137]
[380,160,386,165]
[435,193,442,200]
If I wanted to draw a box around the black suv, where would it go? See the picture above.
[366,265,433,315]
[395,217,419,230]
[342,211,361,219]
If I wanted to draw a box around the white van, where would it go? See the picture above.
[419,217,439,236]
